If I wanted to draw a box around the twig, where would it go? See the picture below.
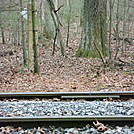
[118,58,134,66]
[94,43,106,66]
[54,5,64,13]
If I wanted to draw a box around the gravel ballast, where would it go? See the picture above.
[0,100,134,117]
[0,100,134,133]
[0,125,134,134]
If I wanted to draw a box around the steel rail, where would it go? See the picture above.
[0,91,133,99]
[0,116,134,122]
[0,116,133,128]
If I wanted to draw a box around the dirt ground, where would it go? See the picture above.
[0,24,134,93]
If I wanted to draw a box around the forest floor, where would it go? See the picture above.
[0,23,134,93]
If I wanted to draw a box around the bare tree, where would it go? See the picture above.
[32,0,40,74]
[76,0,108,64]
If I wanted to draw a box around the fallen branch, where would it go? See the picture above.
[94,43,106,67]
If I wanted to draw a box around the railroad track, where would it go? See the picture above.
[0,116,134,128]
[0,91,134,100]
[0,91,133,129]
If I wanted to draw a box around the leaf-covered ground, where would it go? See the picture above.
[0,23,134,93]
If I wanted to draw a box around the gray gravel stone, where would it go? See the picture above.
[0,125,134,134]
[0,100,134,117]
[0,100,134,133]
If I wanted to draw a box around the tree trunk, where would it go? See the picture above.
[0,12,5,44]
[121,0,127,55]
[27,3,34,72]
[66,0,72,47]
[43,0,55,40]
[32,0,40,74]
[54,0,59,11]
[47,0,65,56]
[17,19,21,45]
[39,0,44,33]
[76,0,108,59]
[20,0,28,66]
[1,27,6,44]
